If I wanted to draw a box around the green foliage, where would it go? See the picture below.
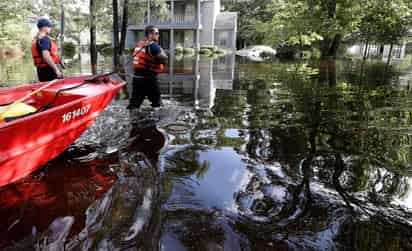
[257,0,412,56]
[183,47,195,55]
[357,0,412,45]
[223,0,273,46]
[199,48,213,55]
[0,1,33,49]
[200,45,217,52]
[128,0,170,25]
[97,43,114,56]
[150,0,171,23]
[261,1,322,47]
[276,45,299,59]
[311,48,321,59]
[214,48,227,54]
[262,0,364,57]
[228,0,412,59]
[128,0,146,25]
[198,45,230,57]
[174,45,183,54]
[62,41,76,58]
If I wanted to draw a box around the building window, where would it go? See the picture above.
[215,31,229,48]
[159,30,170,49]
[174,1,195,24]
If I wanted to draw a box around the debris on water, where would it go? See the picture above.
[105,146,118,154]
[7,219,20,231]
[165,123,192,134]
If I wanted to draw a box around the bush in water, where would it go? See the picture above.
[183,48,195,55]
[62,42,76,58]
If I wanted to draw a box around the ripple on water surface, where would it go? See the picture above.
[2,58,412,250]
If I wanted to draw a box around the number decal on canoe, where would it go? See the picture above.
[62,104,91,123]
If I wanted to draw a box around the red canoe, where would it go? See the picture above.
[0,74,126,188]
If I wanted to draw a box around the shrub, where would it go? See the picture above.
[311,48,321,59]
[62,42,76,58]
[183,47,195,55]
[214,48,227,54]
[199,48,213,55]
[201,45,218,52]
[101,47,115,57]
[175,53,184,61]
[259,51,276,59]
[175,45,184,54]
[96,43,113,56]
[276,45,299,59]
[301,50,312,59]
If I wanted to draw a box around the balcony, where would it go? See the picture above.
[128,0,199,30]
[150,14,195,25]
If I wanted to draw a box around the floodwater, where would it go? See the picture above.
[1,54,412,250]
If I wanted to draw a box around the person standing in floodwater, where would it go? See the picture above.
[31,18,63,82]
[128,25,168,110]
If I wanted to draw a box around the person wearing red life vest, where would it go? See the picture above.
[128,25,168,110]
[31,18,63,82]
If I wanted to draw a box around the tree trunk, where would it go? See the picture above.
[113,0,120,71]
[60,3,65,61]
[77,19,81,62]
[78,40,82,61]
[379,44,384,59]
[329,34,341,58]
[90,0,98,74]
[119,0,129,54]
[320,0,340,59]
[320,34,341,59]
[319,59,337,86]
[362,39,369,62]
[386,43,394,67]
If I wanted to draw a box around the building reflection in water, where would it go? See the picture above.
[159,53,236,109]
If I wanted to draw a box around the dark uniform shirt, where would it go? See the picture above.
[146,42,161,57]
[38,37,52,52]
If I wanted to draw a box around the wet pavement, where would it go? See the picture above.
[1,56,412,250]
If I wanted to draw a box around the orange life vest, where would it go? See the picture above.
[132,40,164,74]
[31,37,60,68]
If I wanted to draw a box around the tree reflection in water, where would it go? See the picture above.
[161,59,412,250]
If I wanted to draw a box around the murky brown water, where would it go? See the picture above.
[1,55,412,250]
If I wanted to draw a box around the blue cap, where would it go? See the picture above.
[37,18,54,29]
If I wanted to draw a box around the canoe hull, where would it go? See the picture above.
[0,75,126,188]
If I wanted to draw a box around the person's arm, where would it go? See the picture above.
[39,37,62,78]
[155,48,168,64]
[148,43,168,64]
[41,50,62,77]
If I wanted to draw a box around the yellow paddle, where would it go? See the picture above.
[0,79,60,120]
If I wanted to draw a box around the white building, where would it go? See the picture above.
[347,29,412,61]
[347,44,407,61]
[126,0,238,51]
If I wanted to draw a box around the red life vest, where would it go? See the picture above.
[31,37,60,68]
[132,40,164,74]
